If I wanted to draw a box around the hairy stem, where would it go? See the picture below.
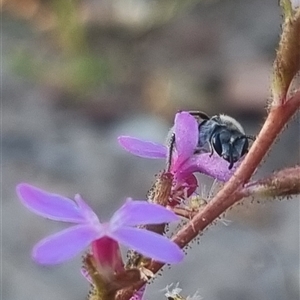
[116,90,300,300]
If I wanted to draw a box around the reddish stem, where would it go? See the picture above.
[117,91,300,300]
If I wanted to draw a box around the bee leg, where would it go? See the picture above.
[167,133,176,171]
[208,141,214,157]
[228,153,234,170]
[246,135,256,141]
[188,110,210,121]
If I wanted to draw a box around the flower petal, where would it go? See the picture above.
[109,227,184,264]
[16,184,90,223]
[183,153,239,182]
[118,136,167,158]
[110,200,179,227]
[173,112,198,167]
[92,237,124,274]
[32,224,103,264]
[74,194,100,224]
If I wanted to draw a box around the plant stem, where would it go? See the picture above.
[116,90,300,300]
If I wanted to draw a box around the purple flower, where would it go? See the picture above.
[118,111,238,183]
[16,183,184,265]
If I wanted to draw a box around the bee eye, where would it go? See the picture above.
[211,134,222,156]
[235,136,249,156]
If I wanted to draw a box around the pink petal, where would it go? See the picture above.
[109,227,184,264]
[169,174,198,206]
[32,224,103,264]
[183,174,198,196]
[118,136,167,158]
[92,237,124,274]
[16,184,89,223]
[110,200,179,227]
[173,112,198,167]
[183,153,239,182]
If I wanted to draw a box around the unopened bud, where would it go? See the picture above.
[272,3,300,105]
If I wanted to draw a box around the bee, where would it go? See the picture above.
[191,111,255,169]
[168,111,255,170]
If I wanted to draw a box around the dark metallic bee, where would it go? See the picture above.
[168,111,255,170]
[191,111,255,169]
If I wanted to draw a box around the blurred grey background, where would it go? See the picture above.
[2,0,299,299]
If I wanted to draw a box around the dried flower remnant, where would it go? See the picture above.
[163,283,203,300]
[124,172,175,273]
[147,172,174,206]
[84,252,145,300]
